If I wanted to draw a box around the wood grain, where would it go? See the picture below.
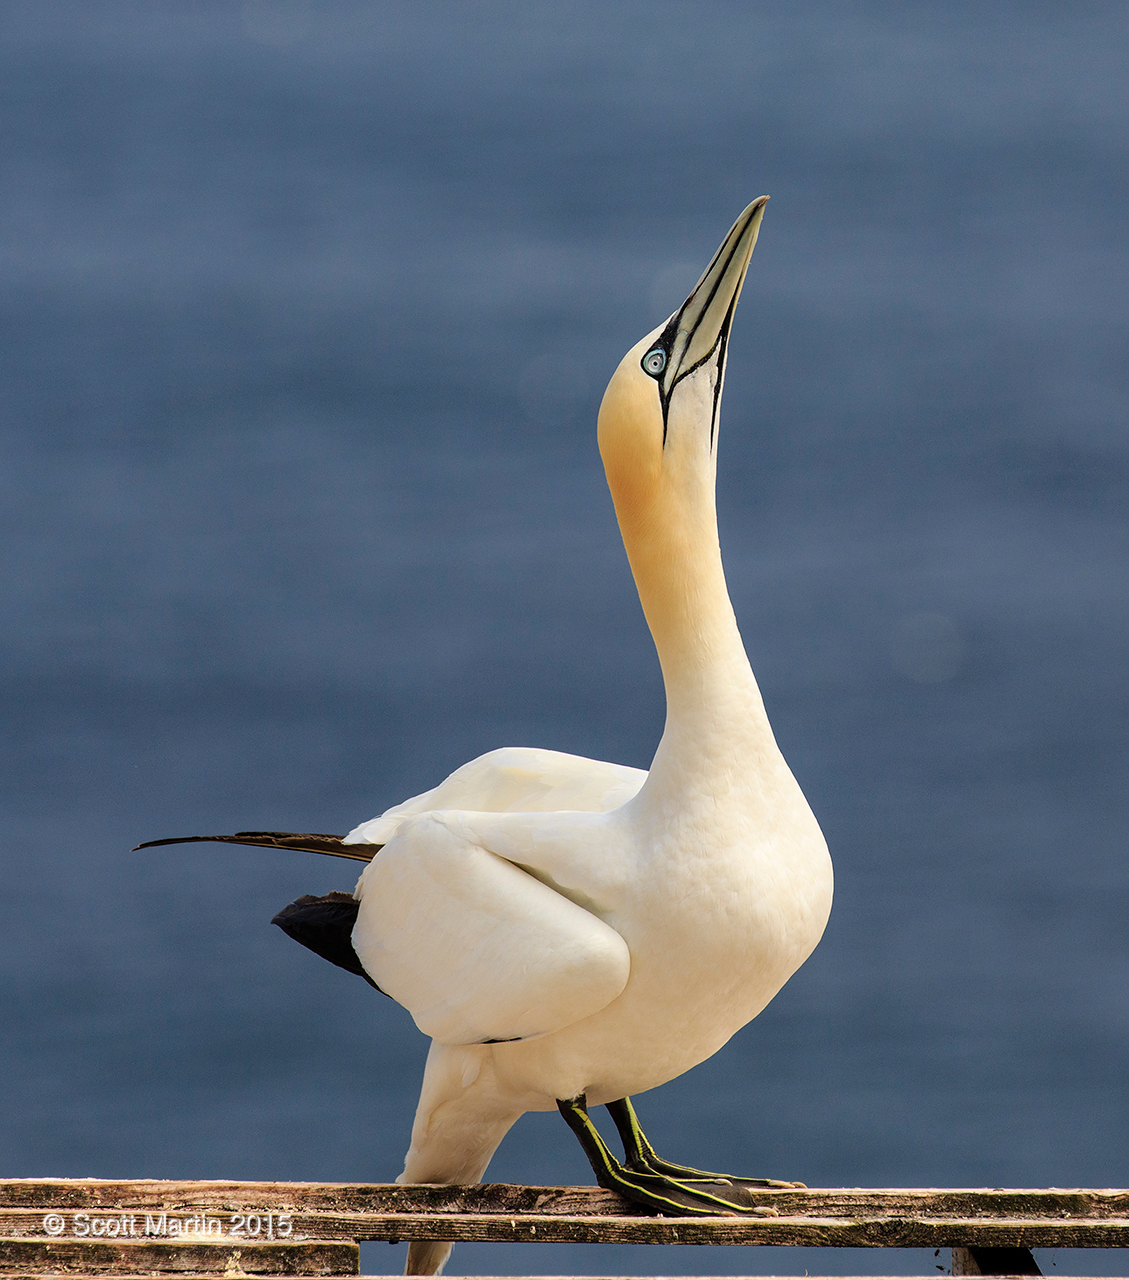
[3,1182,1129,1250]
[0,1238,358,1275]
[4,1180,1129,1218]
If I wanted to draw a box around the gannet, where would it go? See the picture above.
[138,197,833,1275]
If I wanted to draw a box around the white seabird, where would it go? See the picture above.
[139,197,833,1276]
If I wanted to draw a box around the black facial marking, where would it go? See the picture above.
[641,315,680,444]
[649,223,749,448]
[709,299,739,451]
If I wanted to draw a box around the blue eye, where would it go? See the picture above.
[642,348,666,376]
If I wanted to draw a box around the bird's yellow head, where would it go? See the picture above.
[598,196,768,560]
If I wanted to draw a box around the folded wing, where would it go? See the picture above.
[345,747,646,845]
[353,811,630,1045]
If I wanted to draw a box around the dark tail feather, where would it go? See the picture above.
[272,892,386,994]
[132,831,381,863]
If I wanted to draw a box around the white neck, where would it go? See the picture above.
[622,470,776,798]
[596,339,782,808]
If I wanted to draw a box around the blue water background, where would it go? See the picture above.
[2,2,1127,1274]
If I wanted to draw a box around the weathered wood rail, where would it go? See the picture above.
[2,1180,1127,1276]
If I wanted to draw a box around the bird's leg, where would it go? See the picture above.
[605,1096,802,1188]
[557,1095,796,1216]
[606,1095,684,1174]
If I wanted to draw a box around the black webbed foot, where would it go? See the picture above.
[606,1096,803,1189]
[557,1094,801,1217]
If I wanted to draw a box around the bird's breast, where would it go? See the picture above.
[621,801,830,1012]
[493,785,832,1106]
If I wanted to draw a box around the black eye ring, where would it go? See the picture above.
[642,348,666,377]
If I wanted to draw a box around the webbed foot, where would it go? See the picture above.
[557,1094,803,1217]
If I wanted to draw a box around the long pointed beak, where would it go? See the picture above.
[662,195,768,400]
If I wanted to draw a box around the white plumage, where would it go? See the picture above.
[345,746,646,845]
[142,198,833,1276]
[341,197,833,1274]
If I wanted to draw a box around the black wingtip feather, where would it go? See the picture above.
[272,892,386,994]
[132,831,380,862]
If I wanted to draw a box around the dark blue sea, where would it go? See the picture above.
[2,3,1127,1274]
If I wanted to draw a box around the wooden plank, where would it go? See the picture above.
[4,1181,1129,1221]
[0,1183,623,1215]
[0,1239,358,1275]
[4,1208,1129,1248]
[4,1181,1129,1252]
[2,1210,315,1247]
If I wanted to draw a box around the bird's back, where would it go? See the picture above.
[344,746,647,844]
